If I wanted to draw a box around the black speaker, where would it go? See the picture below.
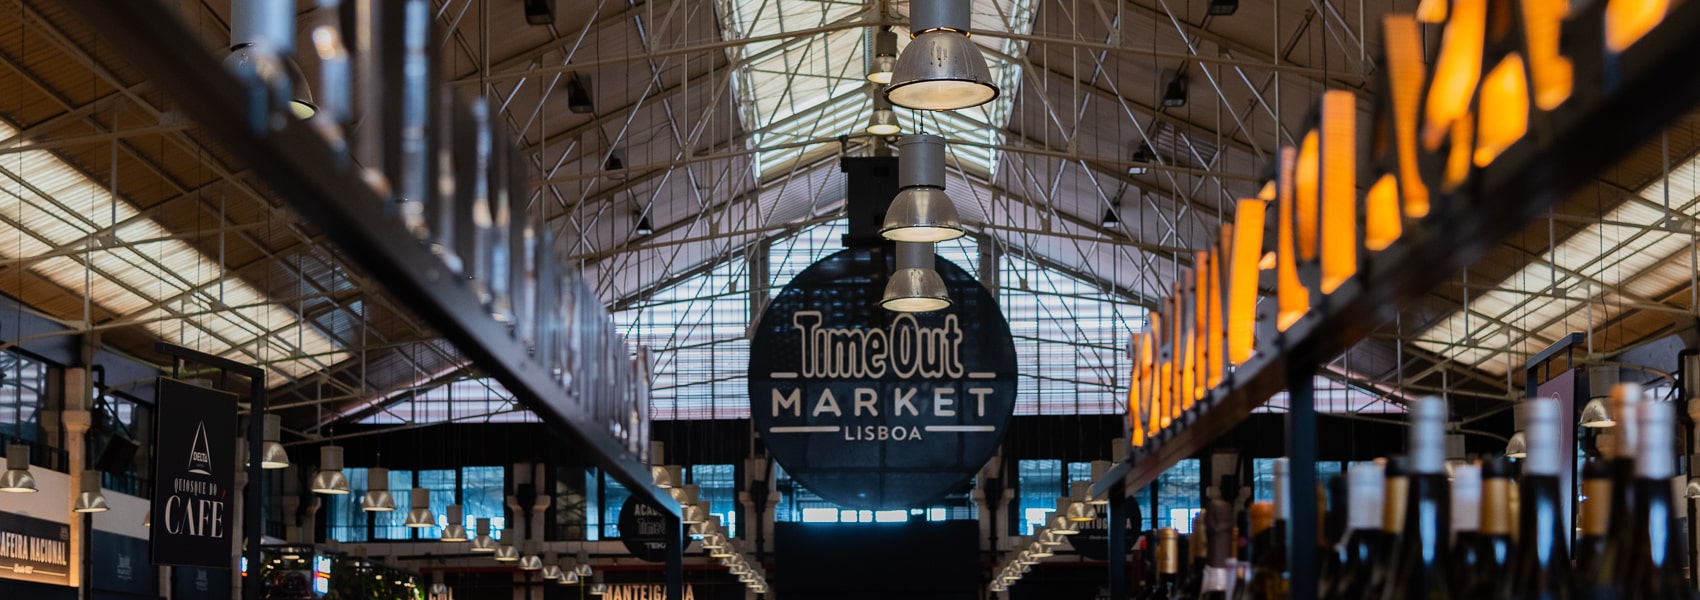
[94,433,140,475]
[523,0,555,25]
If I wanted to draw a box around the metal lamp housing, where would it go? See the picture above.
[441,504,469,541]
[310,445,349,495]
[885,29,998,111]
[260,414,290,469]
[73,471,108,513]
[882,241,951,313]
[361,467,395,512]
[1579,398,1614,428]
[881,135,964,243]
[1,445,36,493]
[404,488,434,527]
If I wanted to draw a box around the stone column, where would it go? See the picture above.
[64,367,90,598]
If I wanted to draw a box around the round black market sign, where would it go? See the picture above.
[748,247,1017,509]
[617,497,671,562]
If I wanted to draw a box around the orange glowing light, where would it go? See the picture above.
[1474,54,1530,167]
[1446,111,1475,190]
[1415,0,1448,22]
[1521,0,1573,110]
[1193,251,1209,403]
[1364,174,1401,251]
[1320,90,1357,294]
[1275,147,1309,332]
[1228,199,1266,365]
[1258,251,1276,270]
[1295,130,1321,261]
[1605,0,1669,53]
[1382,15,1430,217]
[1207,237,1226,389]
[1257,180,1276,201]
[1128,331,1148,447]
[1422,0,1487,151]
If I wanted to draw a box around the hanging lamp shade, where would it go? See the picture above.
[1038,529,1064,547]
[669,483,699,507]
[310,445,349,495]
[883,242,951,312]
[1028,539,1053,559]
[866,28,899,84]
[0,445,36,493]
[1504,431,1528,458]
[884,0,997,110]
[405,488,434,527]
[519,540,543,570]
[73,471,109,513]
[259,414,290,469]
[681,502,708,526]
[541,551,563,579]
[1066,482,1097,522]
[226,0,314,119]
[560,563,580,585]
[1087,461,1112,506]
[469,517,498,552]
[1686,478,1700,499]
[1050,498,1080,534]
[590,572,607,596]
[441,504,469,541]
[575,550,594,576]
[493,528,520,561]
[866,90,902,136]
[1579,398,1614,428]
[882,135,964,242]
[362,467,395,511]
[650,442,680,489]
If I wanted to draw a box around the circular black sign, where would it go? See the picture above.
[748,247,1017,509]
[617,498,670,562]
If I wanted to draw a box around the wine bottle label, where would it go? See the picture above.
[1524,399,1561,474]
[1202,567,1231,592]
[1580,478,1610,535]
[1479,478,1512,535]
[1382,476,1408,533]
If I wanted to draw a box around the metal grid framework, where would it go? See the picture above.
[4,0,1699,432]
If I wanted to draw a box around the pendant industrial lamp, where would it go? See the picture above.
[1065,482,1097,522]
[866,27,899,84]
[519,540,544,570]
[73,471,108,513]
[258,414,290,469]
[884,0,998,110]
[541,551,563,579]
[1579,398,1614,428]
[404,488,435,527]
[650,442,681,489]
[882,134,964,242]
[589,572,607,596]
[882,242,951,312]
[224,0,315,119]
[0,445,35,493]
[469,518,498,552]
[310,445,350,495]
[362,467,396,512]
[1050,497,1081,534]
[441,505,469,541]
[575,550,594,576]
[866,90,903,137]
[493,528,520,561]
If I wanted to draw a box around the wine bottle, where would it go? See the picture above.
[1201,500,1234,600]
[1381,396,1453,600]
[1586,384,1642,596]
[1182,512,1209,599]
[1502,399,1573,599]
[1446,462,1481,596]
[1572,460,1611,581]
[1318,474,1344,595]
[1362,456,1407,599]
[1460,457,1514,597]
[1243,459,1290,600]
[1622,401,1686,599]
[1145,527,1183,600]
[1325,460,1383,600]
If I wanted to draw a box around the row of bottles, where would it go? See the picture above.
[1124,386,1693,600]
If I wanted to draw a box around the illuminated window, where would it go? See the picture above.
[461,466,507,540]
[1017,459,1063,535]
[692,465,738,536]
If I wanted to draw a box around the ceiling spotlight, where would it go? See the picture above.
[441,505,469,541]
[634,211,654,236]
[1102,201,1121,228]
[1162,73,1188,108]
[469,518,498,552]
[605,152,624,172]
[1128,142,1156,175]
[0,445,36,493]
[882,134,965,242]
[882,242,952,313]
[566,74,595,114]
[362,467,396,512]
[866,28,898,84]
[310,445,349,495]
[1208,0,1239,15]
[1579,398,1614,428]
[405,488,435,527]
[867,90,902,136]
[884,0,998,110]
[73,471,109,513]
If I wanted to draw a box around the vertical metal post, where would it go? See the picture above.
[244,376,265,600]
[1106,485,1128,600]
[1285,361,1318,600]
[665,512,683,600]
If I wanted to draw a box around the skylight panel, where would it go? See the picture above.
[0,120,345,385]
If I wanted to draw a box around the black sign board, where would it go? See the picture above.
[172,566,230,600]
[617,497,671,562]
[1068,505,1138,562]
[0,512,70,581]
[91,532,156,596]
[749,248,1017,509]
[151,377,238,568]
